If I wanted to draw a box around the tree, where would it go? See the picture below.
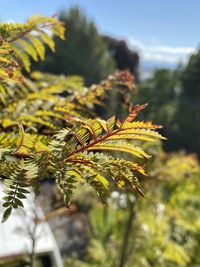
[136,57,200,157]
[135,68,181,151]
[0,14,164,223]
[34,7,115,86]
[103,36,139,81]
[135,69,178,123]
[174,50,200,155]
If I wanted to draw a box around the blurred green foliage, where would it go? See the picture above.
[134,51,200,156]
[135,69,178,126]
[63,143,200,267]
[134,69,179,152]
[35,7,115,86]
[174,50,200,155]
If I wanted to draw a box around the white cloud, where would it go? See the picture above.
[152,46,194,54]
[127,38,196,64]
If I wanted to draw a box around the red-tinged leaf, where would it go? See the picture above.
[124,103,148,124]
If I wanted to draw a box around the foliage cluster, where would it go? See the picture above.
[64,146,200,267]
[0,15,164,222]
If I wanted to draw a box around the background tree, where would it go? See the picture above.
[135,50,200,157]
[35,7,115,86]
[134,68,180,151]
[103,36,139,81]
[174,49,200,155]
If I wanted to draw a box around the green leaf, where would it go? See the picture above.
[14,198,24,207]
[2,207,12,223]
[18,188,30,194]
[16,193,26,199]
[2,202,11,208]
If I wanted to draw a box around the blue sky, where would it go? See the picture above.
[0,0,199,67]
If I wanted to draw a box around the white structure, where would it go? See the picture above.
[0,183,64,267]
